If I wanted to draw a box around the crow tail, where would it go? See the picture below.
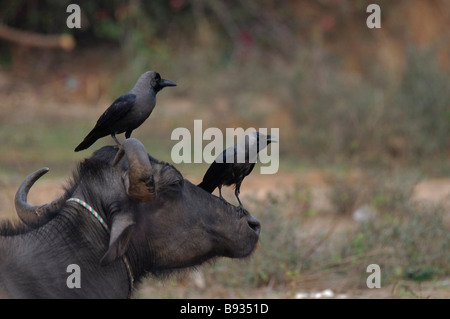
[197,180,217,193]
[74,134,98,152]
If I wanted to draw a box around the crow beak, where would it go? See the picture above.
[160,79,177,87]
[267,135,278,144]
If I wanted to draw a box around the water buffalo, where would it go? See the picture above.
[0,139,260,298]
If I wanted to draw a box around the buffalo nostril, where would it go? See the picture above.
[247,217,261,235]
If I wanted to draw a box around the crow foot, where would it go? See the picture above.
[236,204,247,217]
[218,195,229,205]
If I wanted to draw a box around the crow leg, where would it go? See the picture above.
[125,130,133,139]
[218,185,224,200]
[235,183,244,210]
[111,133,121,146]
[235,194,244,210]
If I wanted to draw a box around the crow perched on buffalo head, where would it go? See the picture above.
[198,132,276,209]
[74,71,176,152]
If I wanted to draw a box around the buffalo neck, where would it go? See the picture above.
[0,204,131,298]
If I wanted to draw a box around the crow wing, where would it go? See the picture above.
[74,93,137,151]
[197,160,227,193]
[94,93,137,130]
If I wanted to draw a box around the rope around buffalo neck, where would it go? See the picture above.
[66,197,134,297]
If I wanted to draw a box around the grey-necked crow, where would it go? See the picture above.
[74,71,176,152]
[198,132,276,209]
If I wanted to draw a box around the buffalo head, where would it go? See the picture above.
[14,139,261,278]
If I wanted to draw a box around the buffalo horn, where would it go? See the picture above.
[15,167,67,228]
[113,138,156,201]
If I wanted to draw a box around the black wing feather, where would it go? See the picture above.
[197,161,226,193]
[95,93,136,129]
[74,93,136,151]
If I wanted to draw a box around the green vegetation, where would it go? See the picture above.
[196,172,450,291]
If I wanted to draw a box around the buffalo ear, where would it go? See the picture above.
[100,212,135,266]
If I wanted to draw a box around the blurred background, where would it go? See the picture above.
[0,0,449,298]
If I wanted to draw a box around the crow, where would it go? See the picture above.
[198,132,276,209]
[74,71,176,152]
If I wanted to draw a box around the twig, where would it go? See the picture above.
[0,23,75,50]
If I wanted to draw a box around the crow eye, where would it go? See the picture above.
[155,73,161,81]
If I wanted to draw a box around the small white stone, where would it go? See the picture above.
[321,289,334,298]
[295,292,309,299]
[353,204,377,222]
[313,292,323,299]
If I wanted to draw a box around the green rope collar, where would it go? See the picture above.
[66,197,134,298]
